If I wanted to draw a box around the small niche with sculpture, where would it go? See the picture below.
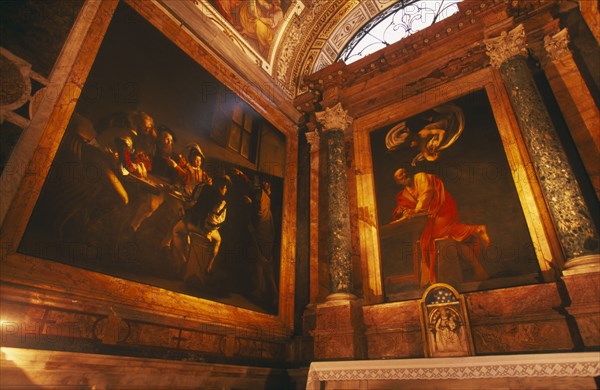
[420,283,474,358]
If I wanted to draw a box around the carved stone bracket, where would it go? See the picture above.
[484,24,527,69]
[544,28,570,62]
[315,102,353,132]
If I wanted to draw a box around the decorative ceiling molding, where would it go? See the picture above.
[313,0,397,72]
[274,0,358,97]
[275,0,461,98]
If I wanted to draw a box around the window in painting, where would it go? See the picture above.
[228,103,256,161]
[338,0,462,64]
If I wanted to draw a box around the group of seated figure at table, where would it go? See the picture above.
[46,110,278,302]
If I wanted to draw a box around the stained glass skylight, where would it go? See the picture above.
[339,0,463,64]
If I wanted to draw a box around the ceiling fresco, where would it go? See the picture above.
[191,0,304,75]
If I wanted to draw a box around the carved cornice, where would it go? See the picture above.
[544,28,570,62]
[277,0,510,97]
[302,1,510,92]
[484,24,528,68]
[315,103,352,132]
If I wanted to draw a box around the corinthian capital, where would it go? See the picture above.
[544,28,570,62]
[315,103,353,132]
[305,130,320,151]
[484,24,527,68]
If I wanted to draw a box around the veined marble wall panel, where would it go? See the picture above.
[0,288,289,363]
[361,283,577,359]
[363,301,424,359]
[466,284,575,353]
[0,347,294,389]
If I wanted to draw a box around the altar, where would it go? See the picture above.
[306,352,600,389]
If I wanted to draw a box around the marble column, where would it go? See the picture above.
[542,28,600,200]
[305,129,321,303]
[312,103,365,360]
[315,103,355,300]
[484,24,599,270]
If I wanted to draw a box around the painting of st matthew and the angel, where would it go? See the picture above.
[19,2,285,314]
[370,90,541,300]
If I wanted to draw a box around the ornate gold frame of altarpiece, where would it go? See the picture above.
[0,0,298,342]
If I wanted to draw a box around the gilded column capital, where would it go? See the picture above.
[305,130,320,152]
[544,28,571,62]
[484,24,527,68]
[315,103,353,132]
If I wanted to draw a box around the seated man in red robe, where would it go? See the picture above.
[392,168,490,286]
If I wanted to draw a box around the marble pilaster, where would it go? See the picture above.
[305,129,320,303]
[579,0,600,45]
[541,28,600,200]
[484,25,599,269]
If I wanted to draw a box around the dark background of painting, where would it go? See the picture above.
[19,2,284,314]
[370,89,539,286]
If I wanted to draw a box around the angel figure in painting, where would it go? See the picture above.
[392,168,490,286]
[385,104,464,166]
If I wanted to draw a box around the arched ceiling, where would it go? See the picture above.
[273,0,398,97]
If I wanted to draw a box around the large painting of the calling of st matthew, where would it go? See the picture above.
[370,90,541,301]
[19,2,286,314]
